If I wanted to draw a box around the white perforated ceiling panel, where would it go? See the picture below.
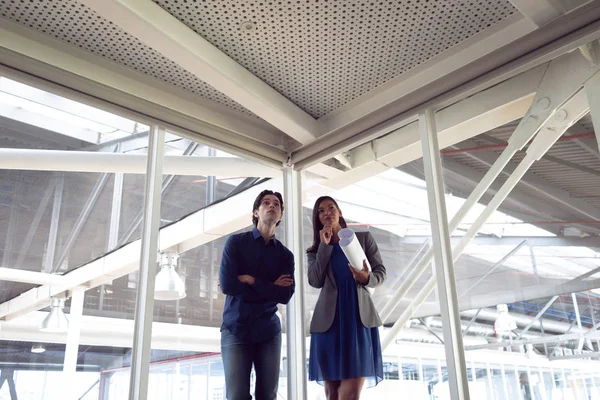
[1,0,518,120]
[0,0,256,116]
[152,0,517,117]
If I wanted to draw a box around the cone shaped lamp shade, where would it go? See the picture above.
[155,253,186,301]
[31,343,46,353]
[40,297,69,333]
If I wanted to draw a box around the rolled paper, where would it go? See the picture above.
[339,228,375,295]
[338,228,370,271]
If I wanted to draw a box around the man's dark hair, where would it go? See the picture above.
[252,190,284,227]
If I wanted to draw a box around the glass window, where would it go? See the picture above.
[528,368,546,400]
[489,364,507,400]
[541,369,554,400]
[558,369,579,400]
[178,365,191,399]
[584,374,598,400]
[503,366,522,400]
[421,359,440,398]
[518,368,533,400]
[208,360,226,399]
[469,363,491,399]
[0,76,152,398]
[402,358,421,381]
[148,366,174,400]
[191,363,209,400]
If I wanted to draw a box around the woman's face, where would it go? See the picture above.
[317,199,342,228]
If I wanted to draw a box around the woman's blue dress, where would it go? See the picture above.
[308,243,383,387]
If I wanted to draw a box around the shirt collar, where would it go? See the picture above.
[252,226,278,247]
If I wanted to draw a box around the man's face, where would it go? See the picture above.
[254,194,282,226]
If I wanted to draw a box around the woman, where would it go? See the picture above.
[307,196,386,400]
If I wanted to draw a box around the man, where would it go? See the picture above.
[219,189,295,400]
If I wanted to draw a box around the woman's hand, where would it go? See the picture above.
[348,259,370,285]
[320,225,333,244]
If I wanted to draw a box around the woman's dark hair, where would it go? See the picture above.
[252,189,284,227]
[306,196,347,253]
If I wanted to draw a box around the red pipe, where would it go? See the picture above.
[348,220,600,227]
[440,132,595,155]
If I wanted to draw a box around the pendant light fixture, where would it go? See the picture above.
[40,296,69,333]
[154,253,186,301]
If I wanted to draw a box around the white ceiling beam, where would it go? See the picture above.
[0,149,281,177]
[507,0,562,27]
[317,14,536,137]
[78,0,318,145]
[304,163,345,180]
[0,268,66,286]
[317,65,544,191]
[0,20,287,159]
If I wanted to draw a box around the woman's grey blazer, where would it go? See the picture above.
[307,231,386,333]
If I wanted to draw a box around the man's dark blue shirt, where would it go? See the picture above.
[219,227,295,343]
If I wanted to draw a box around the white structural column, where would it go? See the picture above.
[419,109,470,400]
[572,293,585,351]
[584,70,600,152]
[283,165,307,400]
[44,175,63,273]
[101,166,125,308]
[62,287,87,399]
[109,170,124,251]
[128,126,165,400]
[63,287,86,374]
